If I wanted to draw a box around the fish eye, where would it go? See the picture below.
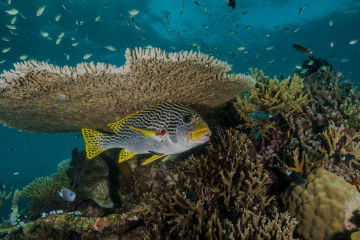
[182,114,193,124]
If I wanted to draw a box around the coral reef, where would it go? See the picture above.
[0,47,255,133]
[0,191,12,209]
[21,159,71,202]
[280,167,360,240]
[141,129,297,239]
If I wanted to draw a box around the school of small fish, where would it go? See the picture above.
[0,1,356,76]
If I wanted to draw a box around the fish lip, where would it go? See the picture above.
[191,128,211,143]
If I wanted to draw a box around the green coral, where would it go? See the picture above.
[21,159,71,202]
[0,191,12,209]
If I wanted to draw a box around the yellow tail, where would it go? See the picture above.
[81,128,108,159]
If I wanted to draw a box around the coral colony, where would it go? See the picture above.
[0,48,360,239]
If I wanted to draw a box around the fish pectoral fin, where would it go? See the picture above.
[118,149,136,163]
[107,113,136,133]
[142,154,167,165]
[129,126,165,141]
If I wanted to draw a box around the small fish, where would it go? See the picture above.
[58,32,64,38]
[5,24,16,30]
[13,172,19,175]
[81,103,211,165]
[295,64,302,69]
[292,43,311,55]
[307,59,314,66]
[340,58,349,63]
[265,33,270,38]
[72,42,79,47]
[284,170,306,185]
[55,14,61,21]
[224,0,236,9]
[237,46,245,51]
[144,44,153,49]
[95,16,101,22]
[320,65,328,71]
[300,68,308,74]
[183,192,198,201]
[298,6,305,16]
[293,27,300,33]
[36,6,46,16]
[20,55,28,60]
[330,41,334,48]
[194,1,200,6]
[128,9,139,17]
[0,59,6,64]
[1,37,10,42]
[329,20,333,27]
[57,188,76,202]
[6,8,18,15]
[2,48,11,53]
[266,46,274,51]
[104,45,116,51]
[268,59,275,64]
[40,30,49,37]
[83,53,92,60]
[349,39,358,45]
[56,37,62,45]
[10,16,17,24]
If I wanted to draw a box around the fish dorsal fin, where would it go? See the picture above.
[107,113,135,133]
[118,149,136,163]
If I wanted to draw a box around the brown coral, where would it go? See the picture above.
[141,129,297,239]
[0,191,12,208]
[280,167,360,240]
[0,47,255,132]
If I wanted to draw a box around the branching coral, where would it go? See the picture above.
[0,47,255,133]
[141,129,297,239]
[317,123,360,168]
[0,191,12,208]
[21,159,71,202]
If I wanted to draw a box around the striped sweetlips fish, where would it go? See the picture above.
[81,102,212,165]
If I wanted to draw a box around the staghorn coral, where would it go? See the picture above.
[0,191,12,209]
[317,122,360,168]
[0,47,255,132]
[280,167,360,240]
[9,189,20,226]
[21,159,71,202]
[141,129,297,239]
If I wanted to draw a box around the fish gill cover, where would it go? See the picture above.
[0,0,359,239]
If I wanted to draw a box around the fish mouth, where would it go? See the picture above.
[191,128,212,143]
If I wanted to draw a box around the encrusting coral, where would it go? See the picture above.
[0,191,12,209]
[140,129,297,240]
[280,167,360,240]
[0,47,255,132]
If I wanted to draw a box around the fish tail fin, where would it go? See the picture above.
[81,128,109,159]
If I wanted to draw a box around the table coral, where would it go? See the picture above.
[280,167,360,240]
[0,47,255,133]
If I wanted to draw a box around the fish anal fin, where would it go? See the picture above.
[107,113,135,133]
[81,128,107,159]
[142,154,167,165]
[118,149,136,163]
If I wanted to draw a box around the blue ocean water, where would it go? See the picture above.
[0,0,359,220]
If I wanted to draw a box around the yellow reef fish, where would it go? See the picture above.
[82,103,212,165]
